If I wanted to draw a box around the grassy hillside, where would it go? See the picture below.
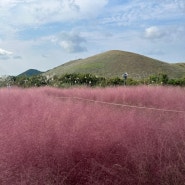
[44,50,185,79]
[172,63,185,77]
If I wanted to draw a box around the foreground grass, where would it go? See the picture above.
[0,86,185,184]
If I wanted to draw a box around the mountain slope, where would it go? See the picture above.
[44,50,185,79]
[18,69,42,77]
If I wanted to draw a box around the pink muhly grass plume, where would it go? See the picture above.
[0,86,184,184]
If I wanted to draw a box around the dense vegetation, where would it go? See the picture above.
[0,73,185,88]
[0,86,185,184]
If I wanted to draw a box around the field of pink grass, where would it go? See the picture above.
[0,86,185,185]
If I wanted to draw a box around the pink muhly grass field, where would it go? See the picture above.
[0,86,185,184]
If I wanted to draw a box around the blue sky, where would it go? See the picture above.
[0,0,185,76]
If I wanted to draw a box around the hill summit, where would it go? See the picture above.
[18,69,42,77]
[44,50,185,79]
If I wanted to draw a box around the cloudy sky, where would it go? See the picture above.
[0,0,185,75]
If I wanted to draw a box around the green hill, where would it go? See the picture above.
[44,50,185,79]
[18,69,42,77]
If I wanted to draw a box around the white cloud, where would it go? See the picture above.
[0,0,108,28]
[145,26,165,39]
[0,0,21,7]
[75,0,108,17]
[102,0,185,26]
[58,32,87,53]
[0,48,13,55]
[40,31,87,53]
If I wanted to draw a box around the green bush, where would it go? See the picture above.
[2,73,184,88]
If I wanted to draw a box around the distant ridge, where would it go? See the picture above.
[44,50,185,79]
[18,69,42,77]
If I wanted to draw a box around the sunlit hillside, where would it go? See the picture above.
[44,50,185,79]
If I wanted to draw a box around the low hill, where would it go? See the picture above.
[18,69,42,77]
[44,50,185,79]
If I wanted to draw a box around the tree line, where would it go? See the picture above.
[0,73,185,88]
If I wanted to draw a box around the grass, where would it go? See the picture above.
[0,86,185,184]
